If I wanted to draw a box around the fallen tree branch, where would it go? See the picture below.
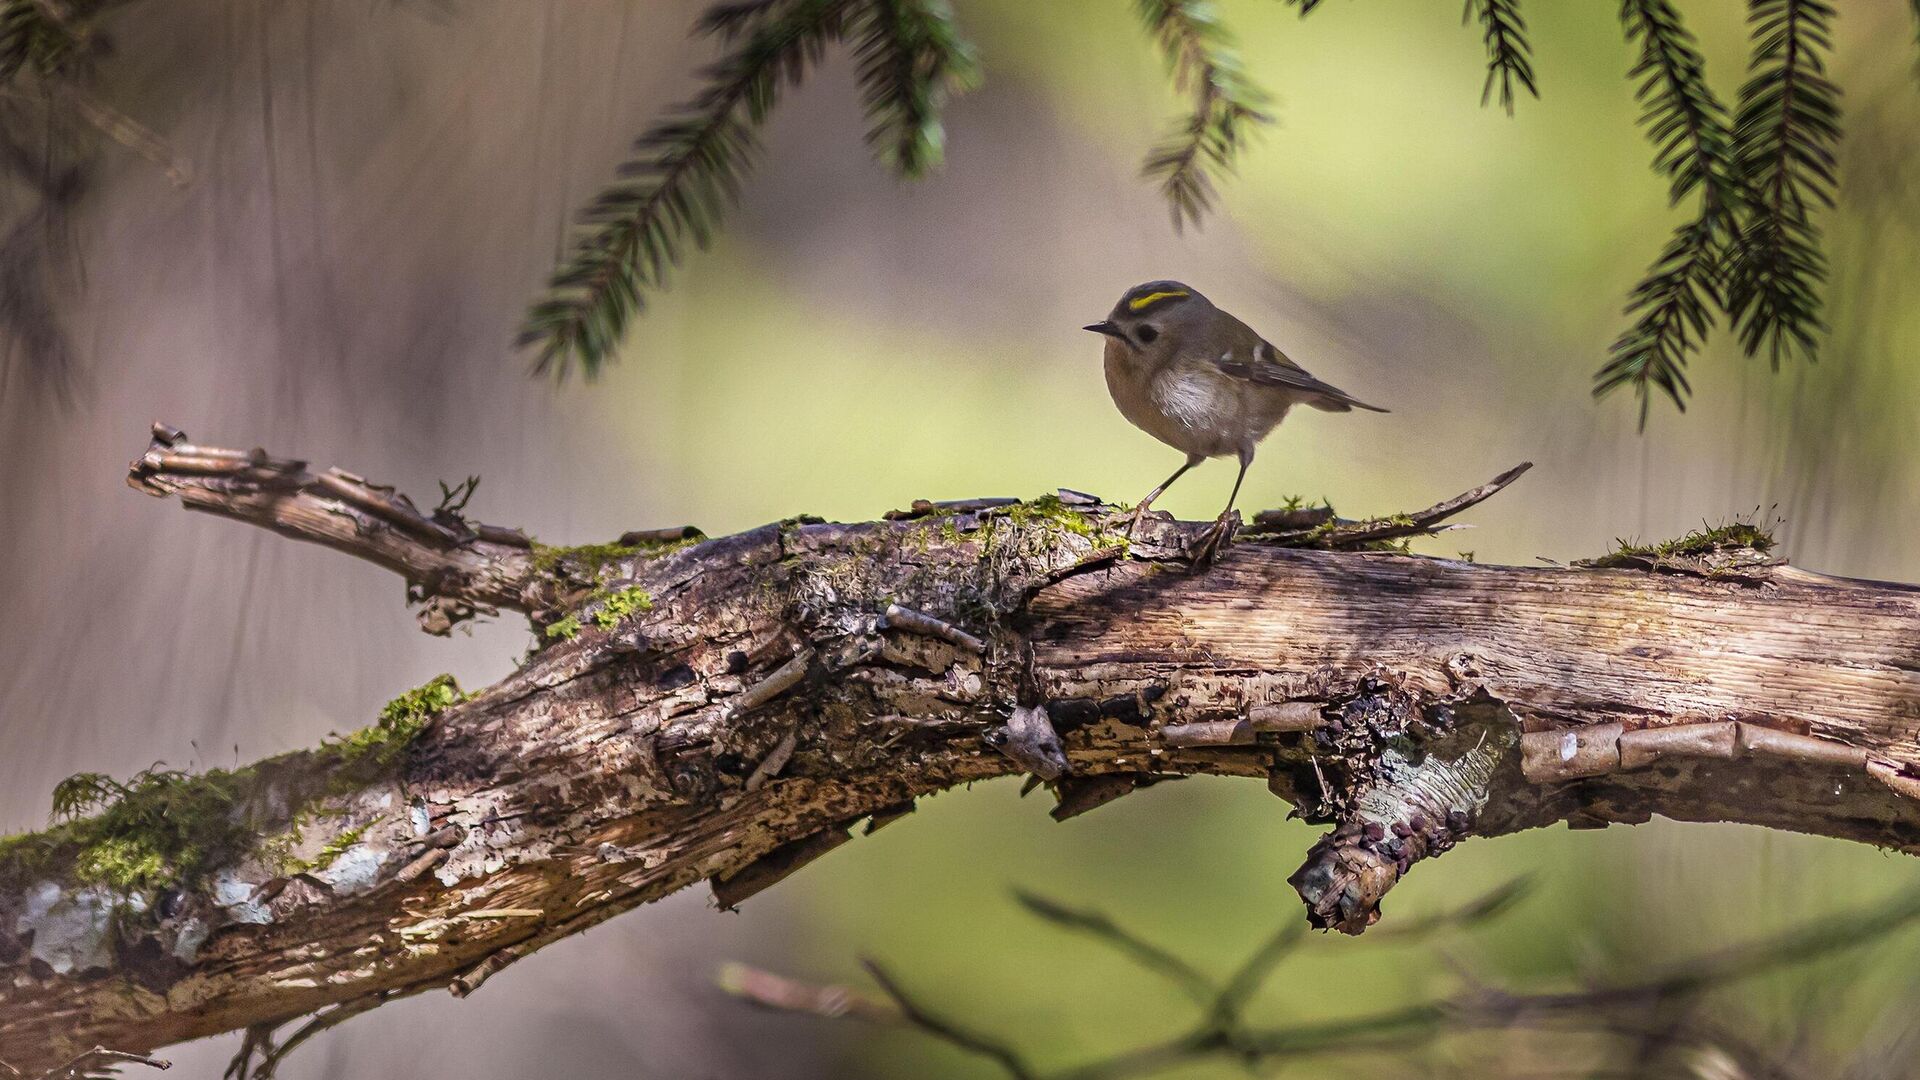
[3,426,1920,1067]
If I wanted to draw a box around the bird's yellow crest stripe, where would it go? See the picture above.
[1127,289,1189,312]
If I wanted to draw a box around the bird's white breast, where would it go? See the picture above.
[1104,345,1243,458]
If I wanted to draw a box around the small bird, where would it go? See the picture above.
[1085,280,1386,551]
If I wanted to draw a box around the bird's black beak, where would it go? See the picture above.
[1083,321,1122,337]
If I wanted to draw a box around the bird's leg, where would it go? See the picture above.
[1126,454,1204,536]
[1193,449,1253,564]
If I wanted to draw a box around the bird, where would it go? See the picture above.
[1084,280,1386,554]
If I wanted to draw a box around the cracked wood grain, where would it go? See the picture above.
[3,426,1920,1067]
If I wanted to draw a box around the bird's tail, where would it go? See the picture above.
[1307,391,1389,414]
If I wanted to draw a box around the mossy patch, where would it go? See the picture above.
[592,585,653,630]
[1585,521,1776,571]
[1001,494,1127,552]
[323,673,466,773]
[539,583,653,643]
[529,540,645,577]
[0,675,466,897]
[530,532,696,580]
[1604,522,1773,561]
[279,816,380,876]
[4,766,252,895]
[530,538,666,646]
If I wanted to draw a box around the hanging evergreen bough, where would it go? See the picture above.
[1135,0,1273,231]
[1723,0,1840,371]
[1596,0,1741,426]
[851,0,981,179]
[1463,0,1538,115]
[513,0,1891,426]
[517,0,855,380]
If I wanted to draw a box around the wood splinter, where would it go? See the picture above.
[1521,719,1908,787]
[448,950,516,999]
[883,496,1018,520]
[392,848,448,887]
[1868,760,1920,801]
[744,730,799,792]
[1049,774,1179,821]
[711,828,854,910]
[617,525,704,546]
[727,654,810,718]
[1160,701,1327,746]
[881,603,986,654]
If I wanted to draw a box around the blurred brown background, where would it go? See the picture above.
[3,1,1920,1076]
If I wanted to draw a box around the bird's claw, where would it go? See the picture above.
[1190,513,1237,567]
[1123,505,1156,539]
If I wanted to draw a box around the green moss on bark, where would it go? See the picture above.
[0,675,466,896]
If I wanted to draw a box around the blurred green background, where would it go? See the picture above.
[3,0,1920,1075]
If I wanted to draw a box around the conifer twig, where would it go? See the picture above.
[1463,0,1537,114]
[518,0,853,378]
[850,0,979,178]
[1135,0,1272,230]
[1723,0,1839,371]
[1596,0,1742,424]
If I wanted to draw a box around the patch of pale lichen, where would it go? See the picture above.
[274,814,380,876]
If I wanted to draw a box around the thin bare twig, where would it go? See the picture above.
[1011,890,1215,1007]
[37,1046,169,1079]
[863,959,1037,1080]
[730,883,1920,1080]
[1242,462,1534,548]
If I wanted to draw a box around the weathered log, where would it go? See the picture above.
[3,426,1920,1068]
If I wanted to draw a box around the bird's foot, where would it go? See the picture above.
[1123,504,1157,539]
[1190,512,1239,567]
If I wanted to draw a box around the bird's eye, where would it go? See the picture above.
[1135,325,1159,344]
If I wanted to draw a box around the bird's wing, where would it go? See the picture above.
[1211,338,1389,413]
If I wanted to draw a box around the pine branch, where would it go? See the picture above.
[1462,0,1538,114]
[1594,214,1714,426]
[694,0,795,40]
[518,0,852,379]
[849,0,979,179]
[1136,0,1273,231]
[1595,0,1742,424]
[1724,0,1839,370]
[1911,0,1920,73]
[0,0,87,83]
[1621,0,1740,212]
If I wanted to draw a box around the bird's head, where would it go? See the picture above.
[1083,280,1212,353]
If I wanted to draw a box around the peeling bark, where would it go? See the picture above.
[4,427,1920,1068]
